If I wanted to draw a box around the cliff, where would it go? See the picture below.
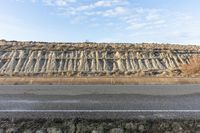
[0,40,199,77]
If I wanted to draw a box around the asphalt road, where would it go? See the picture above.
[0,85,200,119]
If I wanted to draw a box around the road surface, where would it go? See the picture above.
[0,85,200,119]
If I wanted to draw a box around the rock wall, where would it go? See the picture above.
[0,40,200,76]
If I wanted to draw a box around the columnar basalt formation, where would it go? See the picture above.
[0,40,199,77]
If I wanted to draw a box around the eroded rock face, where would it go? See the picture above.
[0,40,199,76]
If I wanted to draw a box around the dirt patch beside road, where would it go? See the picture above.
[0,77,200,85]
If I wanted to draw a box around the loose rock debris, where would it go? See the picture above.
[0,119,200,133]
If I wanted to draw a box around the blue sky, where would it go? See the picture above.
[0,0,200,44]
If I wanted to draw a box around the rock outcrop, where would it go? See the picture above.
[0,40,199,77]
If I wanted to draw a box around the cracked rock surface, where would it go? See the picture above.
[0,40,199,77]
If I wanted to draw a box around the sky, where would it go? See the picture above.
[0,0,200,44]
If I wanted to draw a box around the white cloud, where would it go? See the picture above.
[94,0,128,7]
[13,0,200,44]
[122,8,167,30]
[94,1,114,7]
[42,0,127,8]
[57,0,128,16]
[145,10,160,21]
[44,1,191,34]
[42,0,76,6]
[102,6,126,17]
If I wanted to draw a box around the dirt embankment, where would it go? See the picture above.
[0,40,200,77]
[0,40,200,84]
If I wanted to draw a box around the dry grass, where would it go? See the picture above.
[180,55,200,75]
[0,77,200,85]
